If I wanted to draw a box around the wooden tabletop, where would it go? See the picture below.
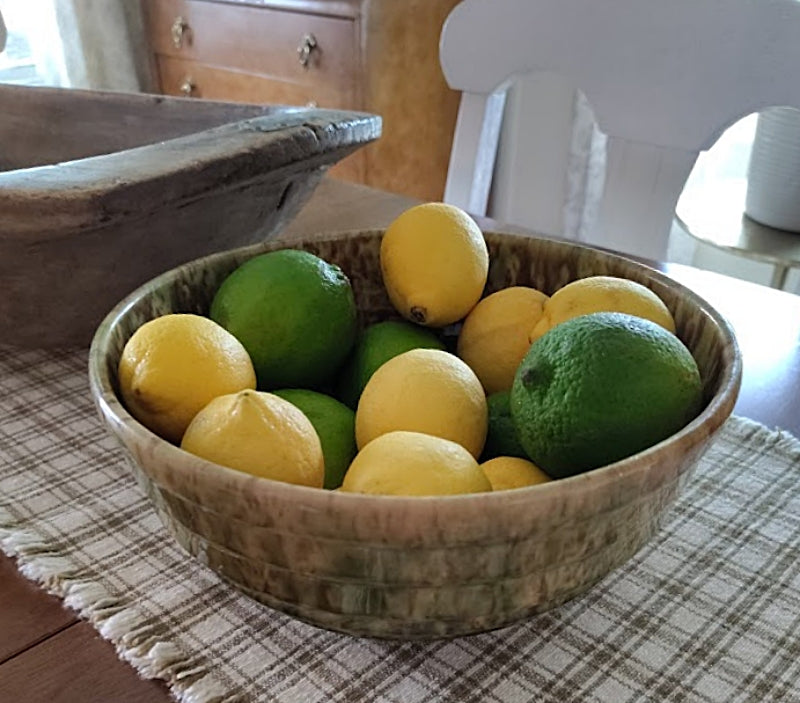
[2,177,799,702]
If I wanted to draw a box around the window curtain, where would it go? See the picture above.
[563,91,607,242]
[487,74,606,242]
[55,0,155,92]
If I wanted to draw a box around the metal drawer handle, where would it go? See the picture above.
[297,33,318,68]
[179,76,195,96]
[171,16,189,49]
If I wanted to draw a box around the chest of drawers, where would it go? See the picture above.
[142,0,461,200]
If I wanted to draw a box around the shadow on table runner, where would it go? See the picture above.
[1,346,799,703]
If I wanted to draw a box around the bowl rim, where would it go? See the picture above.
[88,228,743,516]
[0,105,381,239]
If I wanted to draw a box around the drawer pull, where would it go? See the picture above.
[179,76,195,96]
[297,33,318,68]
[171,16,189,49]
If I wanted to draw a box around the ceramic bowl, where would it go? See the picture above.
[0,84,380,348]
[88,230,741,639]
[745,106,800,232]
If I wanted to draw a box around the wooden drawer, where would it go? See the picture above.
[144,0,357,104]
[155,54,365,183]
[156,54,346,108]
[143,0,461,201]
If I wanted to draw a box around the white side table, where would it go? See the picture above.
[675,177,800,290]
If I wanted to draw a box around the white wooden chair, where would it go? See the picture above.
[440,0,800,261]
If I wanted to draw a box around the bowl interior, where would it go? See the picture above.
[94,229,740,415]
[0,83,285,172]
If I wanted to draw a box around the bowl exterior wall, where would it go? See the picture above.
[124,442,706,638]
[4,171,320,348]
[90,230,741,638]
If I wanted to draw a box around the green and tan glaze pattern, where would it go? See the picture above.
[88,230,742,639]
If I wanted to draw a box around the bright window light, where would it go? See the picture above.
[0,0,68,87]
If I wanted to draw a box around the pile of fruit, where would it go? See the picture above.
[118,202,703,496]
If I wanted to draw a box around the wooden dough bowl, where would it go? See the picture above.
[0,84,380,348]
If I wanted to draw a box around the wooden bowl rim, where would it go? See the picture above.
[0,106,380,238]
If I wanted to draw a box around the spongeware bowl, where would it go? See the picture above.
[88,229,741,639]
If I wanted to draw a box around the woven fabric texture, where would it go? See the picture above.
[1,345,799,703]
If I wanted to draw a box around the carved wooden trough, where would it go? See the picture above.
[0,84,380,348]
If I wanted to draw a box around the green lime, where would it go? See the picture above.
[210,249,357,390]
[510,311,702,478]
[336,320,445,409]
[482,390,528,461]
[272,388,356,489]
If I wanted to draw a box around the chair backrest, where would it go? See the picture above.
[440,0,800,260]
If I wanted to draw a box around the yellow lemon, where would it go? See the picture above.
[181,390,324,487]
[380,202,489,327]
[340,431,491,496]
[530,275,676,343]
[118,314,256,444]
[272,389,356,490]
[457,286,549,394]
[355,348,488,458]
[480,456,551,491]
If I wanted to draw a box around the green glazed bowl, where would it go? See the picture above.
[88,229,741,639]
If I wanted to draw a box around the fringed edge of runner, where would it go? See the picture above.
[0,514,237,703]
[727,415,800,460]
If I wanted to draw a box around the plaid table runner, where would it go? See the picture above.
[1,344,799,703]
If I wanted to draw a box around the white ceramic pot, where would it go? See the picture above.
[745,107,800,232]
